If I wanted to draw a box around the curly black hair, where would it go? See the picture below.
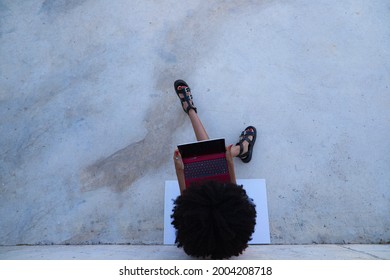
[171,181,256,259]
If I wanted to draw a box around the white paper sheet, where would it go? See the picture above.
[164,179,270,245]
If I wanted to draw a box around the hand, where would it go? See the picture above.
[173,149,184,171]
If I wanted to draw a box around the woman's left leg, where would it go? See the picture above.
[188,109,209,141]
[176,84,209,141]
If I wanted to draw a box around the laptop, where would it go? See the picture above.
[177,138,230,188]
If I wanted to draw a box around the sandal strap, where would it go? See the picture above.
[236,141,249,159]
[236,128,255,159]
[240,130,255,138]
[179,87,197,114]
[239,130,255,145]
[178,87,191,101]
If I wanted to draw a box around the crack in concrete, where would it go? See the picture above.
[339,245,383,260]
[80,91,185,192]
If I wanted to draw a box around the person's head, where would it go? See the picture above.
[171,180,256,259]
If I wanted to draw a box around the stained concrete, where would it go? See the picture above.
[0,0,389,246]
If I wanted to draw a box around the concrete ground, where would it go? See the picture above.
[0,0,389,248]
[1,244,390,260]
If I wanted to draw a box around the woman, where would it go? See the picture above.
[171,80,258,259]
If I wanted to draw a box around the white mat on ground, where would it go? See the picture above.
[164,179,270,245]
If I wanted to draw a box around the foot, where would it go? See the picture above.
[177,85,196,113]
[233,126,257,163]
[174,80,197,114]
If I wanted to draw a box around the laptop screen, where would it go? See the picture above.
[178,138,226,158]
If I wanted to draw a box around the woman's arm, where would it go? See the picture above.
[226,145,237,184]
[173,149,186,194]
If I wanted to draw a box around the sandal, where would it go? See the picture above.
[236,126,257,163]
[174,79,197,114]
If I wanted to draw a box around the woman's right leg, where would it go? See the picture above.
[230,126,256,160]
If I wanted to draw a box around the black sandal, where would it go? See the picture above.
[236,126,257,163]
[174,79,197,114]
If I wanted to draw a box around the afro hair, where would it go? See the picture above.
[171,180,256,259]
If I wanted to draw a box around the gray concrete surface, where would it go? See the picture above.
[1,0,389,246]
[1,245,389,260]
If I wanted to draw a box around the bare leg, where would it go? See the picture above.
[177,85,209,141]
[230,144,242,158]
[188,109,209,141]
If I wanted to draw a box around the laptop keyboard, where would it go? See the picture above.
[184,157,228,179]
